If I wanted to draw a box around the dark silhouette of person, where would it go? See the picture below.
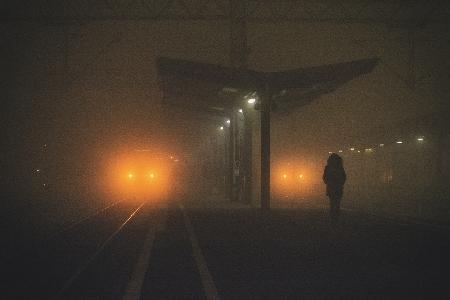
[323,153,346,224]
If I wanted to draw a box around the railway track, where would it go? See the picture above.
[46,200,124,242]
[5,200,150,300]
[4,201,450,299]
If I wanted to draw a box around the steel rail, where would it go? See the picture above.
[54,201,146,299]
[46,200,124,242]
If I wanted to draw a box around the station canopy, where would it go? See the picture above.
[157,57,379,117]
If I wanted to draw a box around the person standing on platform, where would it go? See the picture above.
[323,153,347,224]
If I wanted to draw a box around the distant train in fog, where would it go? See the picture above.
[106,150,181,202]
[271,159,322,202]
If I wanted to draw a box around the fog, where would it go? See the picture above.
[2,2,450,299]
[1,2,449,238]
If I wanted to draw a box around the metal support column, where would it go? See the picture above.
[260,84,271,210]
[243,109,253,204]
[407,29,416,90]
[229,0,248,69]
[228,114,236,201]
[62,25,70,88]
[229,0,249,203]
[222,127,229,194]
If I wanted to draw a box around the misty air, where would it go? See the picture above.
[1,1,449,299]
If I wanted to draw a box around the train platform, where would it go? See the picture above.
[3,197,450,299]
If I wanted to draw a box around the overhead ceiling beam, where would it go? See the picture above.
[1,0,447,28]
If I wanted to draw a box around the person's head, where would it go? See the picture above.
[327,153,343,169]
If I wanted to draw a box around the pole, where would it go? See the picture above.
[260,84,271,210]
[228,114,236,201]
[243,109,253,204]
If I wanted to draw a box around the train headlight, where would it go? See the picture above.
[148,171,157,180]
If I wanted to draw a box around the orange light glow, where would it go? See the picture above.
[271,158,320,201]
[105,150,175,202]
